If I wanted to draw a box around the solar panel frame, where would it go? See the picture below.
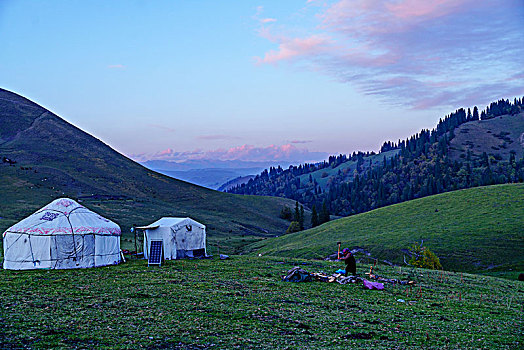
[148,240,163,266]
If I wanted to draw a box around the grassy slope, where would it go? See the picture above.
[0,88,293,253]
[449,112,524,161]
[298,149,400,190]
[247,184,524,272]
[0,257,522,349]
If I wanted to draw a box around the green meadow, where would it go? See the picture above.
[0,257,522,349]
[249,184,524,273]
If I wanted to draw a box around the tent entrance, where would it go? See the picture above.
[175,248,205,259]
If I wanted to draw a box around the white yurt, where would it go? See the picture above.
[2,198,121,270]
[138,217,206,260]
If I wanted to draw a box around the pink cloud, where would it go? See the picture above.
[132,144,329,163]
[158,148,174,156]
[107,64,125,69]
[289,140,313,144]
[261,18,277,23]
[385,0,470,20]
[255,0,523,109]
[256,34,332,64]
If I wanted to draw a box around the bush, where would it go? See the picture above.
[286,221,301,234]
[408,242,442,270]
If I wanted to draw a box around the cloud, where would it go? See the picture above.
[148,124,177,133]
[256,34,332,64]
[255,0,524,109]
[107,64,125,69]
[261,18,277,23]
[289,140,313,144]
[131,144,329,163]
[197,134,242,140]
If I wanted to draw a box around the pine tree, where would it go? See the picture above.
[472,106,479,121]
[311,205,319,227]
[299,205,305,230]
[321,200,330,224]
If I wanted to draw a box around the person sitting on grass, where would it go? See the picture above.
[341,248,356,276]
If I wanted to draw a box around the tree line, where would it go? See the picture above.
[229,97,524,222]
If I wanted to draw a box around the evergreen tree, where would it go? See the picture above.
[311,205,319,227]
[320,200,330,224]
[299,205,305,230]
[472,106,479,121]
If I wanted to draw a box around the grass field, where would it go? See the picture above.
[0,256,522,349]
[247,184,524,273]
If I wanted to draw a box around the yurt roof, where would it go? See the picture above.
[136,217,205,230]
[3,198,121,236]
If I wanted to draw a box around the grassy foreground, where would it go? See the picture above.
[248,184,524,272]
[1,256,522,349]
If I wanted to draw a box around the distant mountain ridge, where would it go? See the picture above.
[141,159,293,190]
[0,88,294,245]
[142,159,282,171]
[152,167,262,190]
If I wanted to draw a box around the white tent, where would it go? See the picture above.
[138,217,206,260]
[2,198,121,270]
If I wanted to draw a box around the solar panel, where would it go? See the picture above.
[148,240,163,266]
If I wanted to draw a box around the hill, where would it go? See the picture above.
[449,113,524,161]
[218,174,256,192]
[229,100,524,219]
[0,88,294,252]
[246,184,524,273]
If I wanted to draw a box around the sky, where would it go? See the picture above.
[1,0,522,165]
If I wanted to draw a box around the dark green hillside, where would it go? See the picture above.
[248,184,524,273]
[0,88,293,250]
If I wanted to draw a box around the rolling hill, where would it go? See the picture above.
[229,103,524,219]
[246,183,524,272]
[449,113,524,161]
[0,88,294,252]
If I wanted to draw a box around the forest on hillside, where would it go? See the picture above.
[229,98,524,225]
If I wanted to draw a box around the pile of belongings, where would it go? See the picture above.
[365,266,416,286]
[282,267,312,282]
[282,267,362,285]
[282,266,416,290]
[311,272,362,285]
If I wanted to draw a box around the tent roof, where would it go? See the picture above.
[4,198,121,236]
[136,217,205,230]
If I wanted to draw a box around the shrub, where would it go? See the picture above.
[286,221,301,234]
[408,242,442,270]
